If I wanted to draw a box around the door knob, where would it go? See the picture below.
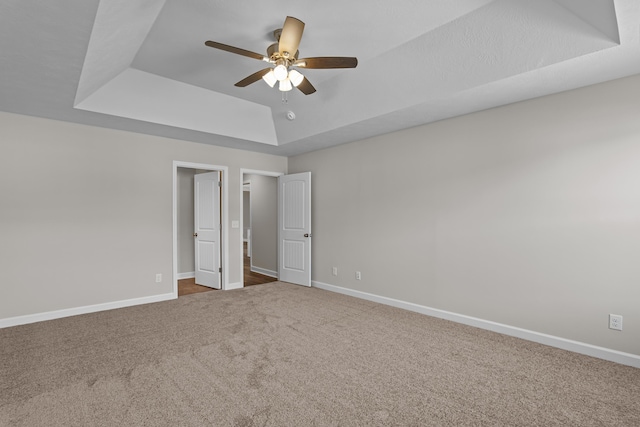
[304,233,311,238]
[193,233,198,237]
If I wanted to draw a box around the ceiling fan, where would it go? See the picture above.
[205,16,358,95]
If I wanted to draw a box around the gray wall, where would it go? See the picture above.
[289,74,640,356]
[245,174,278,275]
[243,190,250,240]
[0,112,286,319]
[2,76,639,359]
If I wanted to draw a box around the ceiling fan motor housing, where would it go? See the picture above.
[267,42,298,65]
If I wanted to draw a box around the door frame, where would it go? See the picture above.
[173,161,229,296]
[239,168,283,287]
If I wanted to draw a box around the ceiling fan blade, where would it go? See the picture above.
[295,57,358,69]
[205,41,266,61]
[278,16,305,59]
[296,77,316,95]
[235,68,272,87]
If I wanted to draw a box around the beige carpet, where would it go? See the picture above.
[1,282,638,426]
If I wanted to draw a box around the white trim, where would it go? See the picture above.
[177,271,195,280]
[239,169,284,288]
[0,293,175,329]
[250,266,278,278]
[173,161,229,294]
[226,282,243,290]
[311,280,640,369]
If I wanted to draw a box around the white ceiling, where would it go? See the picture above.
[1,0,639,156]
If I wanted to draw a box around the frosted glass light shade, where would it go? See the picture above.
[273,64,288,81]
[288,69,304,87]
[279,78,293,92]
[262,70,277,87]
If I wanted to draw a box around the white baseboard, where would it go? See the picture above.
[0,293,176,329]
[177,271,195,280]
[311,280,640,369]
[250,266,278,279]
[225,282,243,290]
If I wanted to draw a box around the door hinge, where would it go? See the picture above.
[219,267,222,273]
[218,181,222,187]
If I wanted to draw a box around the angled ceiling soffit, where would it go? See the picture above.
[74,0,277,145]
[74,0,167,105]
[553,0,620,43]
[275,0,621,146]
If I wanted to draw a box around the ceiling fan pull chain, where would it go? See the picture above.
[282,91,288,103]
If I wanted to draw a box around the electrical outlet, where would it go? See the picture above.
[332,267,338,276]
[609,314,623,331]
[355,271,361,280]
[155,273,162,283]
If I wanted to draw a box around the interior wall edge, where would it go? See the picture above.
[0,292,176,329]
[312,280,640,368]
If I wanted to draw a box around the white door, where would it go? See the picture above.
[194,172,221,289]
[278,172,311,287]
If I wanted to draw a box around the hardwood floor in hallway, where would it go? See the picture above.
[178,242,275,296]
[243,242,276,287]
[178,278,214,296]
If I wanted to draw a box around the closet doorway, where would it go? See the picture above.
[173,161,228,297]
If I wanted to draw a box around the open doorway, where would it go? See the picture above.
[241,169,282,287]
[173,161,228,297]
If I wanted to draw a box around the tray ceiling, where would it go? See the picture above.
[1,0,639,156]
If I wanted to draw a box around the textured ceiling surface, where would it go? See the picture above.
[1,0,639,156]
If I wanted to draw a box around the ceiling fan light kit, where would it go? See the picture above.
[262,70,277,87]
[288,69,304,87]
[279,78,293,92]
[205,16,358,96]
[273,62,289,81]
